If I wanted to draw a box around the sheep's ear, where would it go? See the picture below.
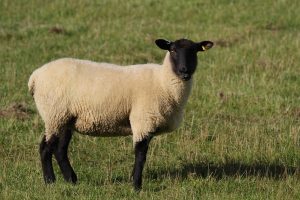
[197,41,214,52]
[155,39,172,51]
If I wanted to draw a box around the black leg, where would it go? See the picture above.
[53,130,77,183]
[132,136,152,191]
[39,135,58,184]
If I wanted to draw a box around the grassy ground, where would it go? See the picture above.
[0,0,300,199]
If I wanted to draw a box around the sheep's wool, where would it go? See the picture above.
[28,53,192,143]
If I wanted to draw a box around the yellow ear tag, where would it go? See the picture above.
[202,45,207,51]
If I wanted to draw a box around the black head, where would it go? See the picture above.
[155,38,213,81]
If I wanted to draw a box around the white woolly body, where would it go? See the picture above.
[28,53,193,143]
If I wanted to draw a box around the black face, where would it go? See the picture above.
[169,39,198,81]
[155,38,213,81]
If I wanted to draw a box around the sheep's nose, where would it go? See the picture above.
[181,73,191,81]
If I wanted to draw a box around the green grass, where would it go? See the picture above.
[1,0,300,199]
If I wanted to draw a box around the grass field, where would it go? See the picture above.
[1,0,300,199]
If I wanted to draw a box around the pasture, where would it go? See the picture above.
[0,0,300,199]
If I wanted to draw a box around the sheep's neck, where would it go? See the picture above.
[160,52,193,107]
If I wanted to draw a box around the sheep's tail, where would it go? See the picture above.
[28,73,36,96]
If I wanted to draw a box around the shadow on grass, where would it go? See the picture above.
[148,162,300,180]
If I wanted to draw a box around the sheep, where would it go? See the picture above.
[28,38,213,190]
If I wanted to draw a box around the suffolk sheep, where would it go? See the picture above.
[28,38,213,190]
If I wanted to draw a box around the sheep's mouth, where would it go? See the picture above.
[179,74,191,81]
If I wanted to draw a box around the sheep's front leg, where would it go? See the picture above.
[132,135,152,191]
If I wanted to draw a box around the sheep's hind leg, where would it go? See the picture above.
[53,129,77,183]
[132,135,152,191]
[39,135,58,183]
